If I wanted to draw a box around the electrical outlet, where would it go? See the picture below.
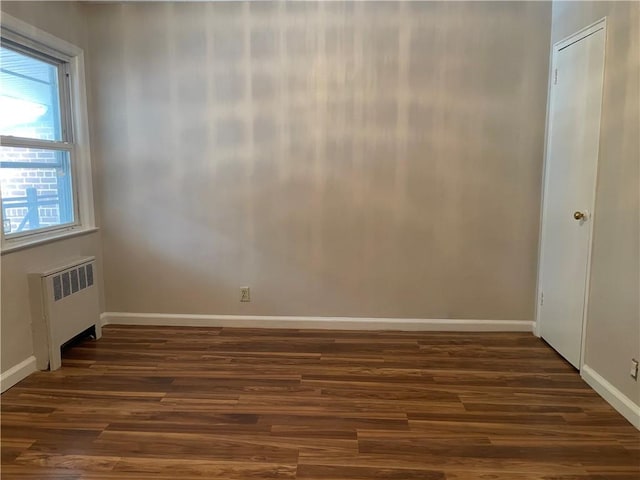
[631,359,639,380]
[240,287,250,302]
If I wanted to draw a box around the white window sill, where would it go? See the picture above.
[1,226,99,255]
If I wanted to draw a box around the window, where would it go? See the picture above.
[1,15,94,250]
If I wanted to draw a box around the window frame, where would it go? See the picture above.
[0,14,95,253]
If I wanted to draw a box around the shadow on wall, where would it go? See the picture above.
[92,1,551,319]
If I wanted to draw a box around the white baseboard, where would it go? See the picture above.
[101,312,534,332]
[1,356,36,393]
[581,364,640,430]
[532,322,541,337]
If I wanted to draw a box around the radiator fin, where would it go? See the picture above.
[53,264,95,302]
[79,266,87,289]
[53,275,62,301]
[86,264,94,287]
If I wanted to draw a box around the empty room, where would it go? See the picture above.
[0,0,638,478]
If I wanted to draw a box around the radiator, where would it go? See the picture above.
[28,256,101,371]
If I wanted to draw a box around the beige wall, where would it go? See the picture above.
[0,1,86,47]
[88,1,551,320]
[552,2,640,405]
[0,2,103,373]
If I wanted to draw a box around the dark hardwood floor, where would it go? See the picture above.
[1,325,638,479]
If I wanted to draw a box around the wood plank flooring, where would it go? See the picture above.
[1,325,638,479]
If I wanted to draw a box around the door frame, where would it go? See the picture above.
[534,18,607,371]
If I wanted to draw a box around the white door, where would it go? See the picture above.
[538,21,606,369]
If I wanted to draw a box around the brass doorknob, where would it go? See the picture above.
[573,211,585,220]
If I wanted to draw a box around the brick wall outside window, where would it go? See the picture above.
[0,118,63,233]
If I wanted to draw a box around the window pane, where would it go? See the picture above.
[1,146,74,234]
[0,46,63,141]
